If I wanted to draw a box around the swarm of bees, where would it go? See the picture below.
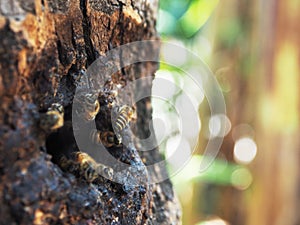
[41,78,135,183]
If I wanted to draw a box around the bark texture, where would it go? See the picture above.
[0,0,181,224]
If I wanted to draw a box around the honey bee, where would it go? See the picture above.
[59,152,113,182]
[74,91,100,121]
[74,152,113,182]
[89,129,121,147]
[40,103,64,131]
[82,93,100,121]
[112,105,134,141]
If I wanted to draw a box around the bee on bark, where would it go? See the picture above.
[89,129,121,147]
[74,152,113,182]
[59,152,113,182]
[112,105,135,142]
[74,92,100,121]
[40,103,64,131]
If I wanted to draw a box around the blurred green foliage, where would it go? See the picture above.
[171,156,252,194]
[157,0,219,38]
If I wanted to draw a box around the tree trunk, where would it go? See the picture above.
[0,0,181,224]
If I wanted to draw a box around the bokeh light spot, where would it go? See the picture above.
[231,167,253,190]
[197,217,229,225]
[166,135,191,168]
[161,40,188,66]
[233,137,257,164]
[152,70,178,99]
[209,114,231,138]
[175,94,201,140]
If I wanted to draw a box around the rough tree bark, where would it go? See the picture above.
[0,0,181,224]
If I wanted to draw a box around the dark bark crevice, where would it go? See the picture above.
[79,0,96,65]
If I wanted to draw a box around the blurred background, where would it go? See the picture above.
[152,0,300,224]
